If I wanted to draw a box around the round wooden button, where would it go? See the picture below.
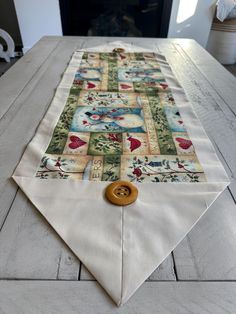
[113,48,125,53]
[105,181,138,206]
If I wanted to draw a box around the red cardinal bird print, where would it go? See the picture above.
[176,138,192,150]
[87,82,96,89]
[127,136,141,152]
[160,83,168,90]
[69,136,87,149]
[120,84,131,90]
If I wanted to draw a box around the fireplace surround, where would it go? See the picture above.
[59,0,173,38]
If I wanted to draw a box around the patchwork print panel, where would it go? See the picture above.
[36,52,206,183]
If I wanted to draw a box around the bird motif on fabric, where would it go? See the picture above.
[176,137,192,150]
[160,83,168,89]
[120,83,131,90]
[127,136,141,152]
[87,82,96,89]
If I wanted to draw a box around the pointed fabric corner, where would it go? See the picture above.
[120,181,228,304]
[12,41,230,306]
[13,176,228,305]
[12,176,123,305]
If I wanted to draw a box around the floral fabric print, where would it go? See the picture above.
[36,52,206,183]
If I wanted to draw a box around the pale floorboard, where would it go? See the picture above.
[0,281,236,314]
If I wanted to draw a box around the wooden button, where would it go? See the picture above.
[105,181,138,206]
[113,48,125,53]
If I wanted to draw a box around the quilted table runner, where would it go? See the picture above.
[13,42,230,305]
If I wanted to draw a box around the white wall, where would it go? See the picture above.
[168,0,216,47]
[13,0,62,53]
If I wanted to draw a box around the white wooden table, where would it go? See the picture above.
[0,36,236,313]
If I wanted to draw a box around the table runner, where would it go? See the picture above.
[13,41,230,306]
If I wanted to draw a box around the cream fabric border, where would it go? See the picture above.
[12,41,230,306]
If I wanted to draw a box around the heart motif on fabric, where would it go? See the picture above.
[87,82,96,89]
[120,84,131,90]
[176,137,192,150]
[69,136,87,149]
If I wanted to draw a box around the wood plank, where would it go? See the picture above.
[0,190,64,279]
[57,248,80,280]
[0,281,236,313]
[80,264,95,281]
[0,38,62,227]
[0,37,61,119]
[80,254,177,281]
[175,41,236,200]
[0,37,85,227]
[159,42,236,178]
[147,254,176,281]
[159,41,236,211]
[173,189,236,280]
[0,180,18,229]
[0,189,81,280]
[228,180,236,203]
[150,42,236,279]
[178,39,236,115]
[0,188,81,280]
[0,38,87,279]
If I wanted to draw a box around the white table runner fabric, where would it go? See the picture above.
[13,42,229,305]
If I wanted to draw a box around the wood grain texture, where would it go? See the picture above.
[0,37,236,310]
[161,41,236,189]
[147,254,176,281]
[0,37,60,119]
[178,39,236,115]
[159,42,236,178]
[80,254,176,281]
[0,190,73,279]
[173,189,236,279]
[157,41,236,280]
[0,37,85,279]
[0,281,236,314]
[57,248,80,280]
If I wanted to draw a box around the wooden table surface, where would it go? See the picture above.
[0,37,236,313]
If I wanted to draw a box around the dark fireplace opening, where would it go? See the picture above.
[59,0,173,38]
